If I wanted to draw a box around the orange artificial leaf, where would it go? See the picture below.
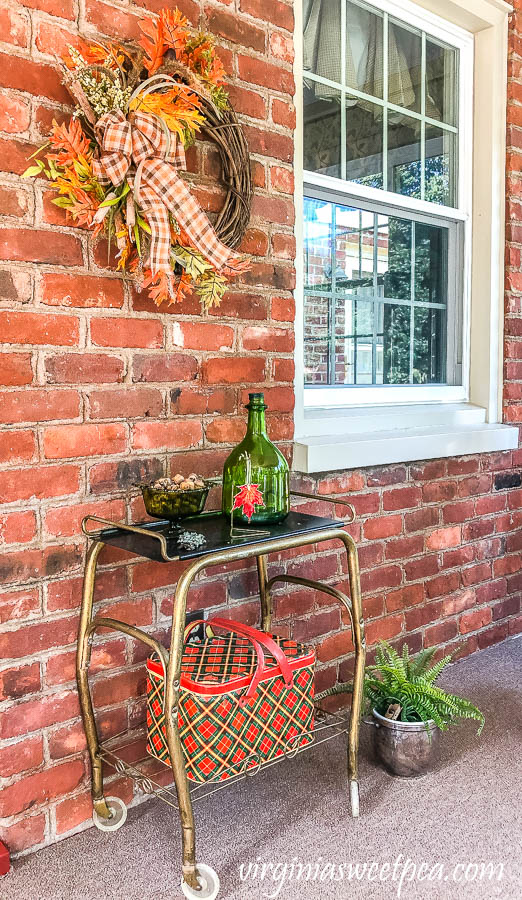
[139,15,165,75]
[161,8,190,57]
[232,484,265,521]
[47,119,92,166]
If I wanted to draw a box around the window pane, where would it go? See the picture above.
[382,303,411,384]
[304,339,330,384]
[426,39,458,126]
[415,223,447,305]
[346,102,384,188]
[303,195,455,388]
[413,307,446,383]
[425,124,456,207]
[334,297,374,384]
[304,83,341,177]
[335,205,374,296]
[346,0,384,100]
[379,216,412,301]
[304,197,333,290]
[388,20,422,114]
[388,114,422,198]
[303,0,341,82]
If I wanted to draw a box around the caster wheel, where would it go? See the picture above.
[92,797,127,832]
[181,864,220,900]
[350,780,360,818]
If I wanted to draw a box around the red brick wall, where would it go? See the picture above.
[0,0,520,858]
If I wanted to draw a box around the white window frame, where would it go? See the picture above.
[293,0,519,471]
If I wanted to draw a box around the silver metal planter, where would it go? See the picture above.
[370,709,440,777]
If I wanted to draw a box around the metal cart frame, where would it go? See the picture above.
[76,495,366,895]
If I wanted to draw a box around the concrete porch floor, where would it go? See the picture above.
[2,636,521,900]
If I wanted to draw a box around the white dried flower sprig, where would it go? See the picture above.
[67,47,132,118]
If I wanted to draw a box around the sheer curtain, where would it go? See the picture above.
[303,0,440,119]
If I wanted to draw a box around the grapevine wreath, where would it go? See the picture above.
[24,8,253,308]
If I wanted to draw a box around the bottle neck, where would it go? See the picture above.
[246,403,267,437]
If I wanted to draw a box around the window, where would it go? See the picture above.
[301,0,466,402]
[294,0,517,472]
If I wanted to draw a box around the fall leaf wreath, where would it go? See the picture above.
[24,8,253,308]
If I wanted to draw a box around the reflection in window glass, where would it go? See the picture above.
[304,196,449,386]
[426,39,458,127]
[303,83,342,178]
[388,20,422,113]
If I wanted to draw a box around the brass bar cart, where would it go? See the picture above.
[76,494,366,899]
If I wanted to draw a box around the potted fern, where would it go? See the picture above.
[364,643,485,777]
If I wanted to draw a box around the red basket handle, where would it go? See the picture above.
[209,617,294,695]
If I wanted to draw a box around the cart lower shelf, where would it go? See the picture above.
[95,707,350,816]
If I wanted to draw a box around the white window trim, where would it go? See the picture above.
[293,0,519,472]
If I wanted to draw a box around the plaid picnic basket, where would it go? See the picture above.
[146,617,315,783]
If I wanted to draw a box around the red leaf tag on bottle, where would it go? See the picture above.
[232,483,265,521]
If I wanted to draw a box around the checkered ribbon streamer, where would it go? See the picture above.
[92,108,239,278]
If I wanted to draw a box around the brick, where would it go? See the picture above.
[132,353,198,383]
[0,465,79,502]
[46,638,127,687]
[425,571,461,599]
[272,98,296,129]
[458,475,492,497]
[35,21,77,58]
[0,310,79,346]
[363,515,402,540]
[442,589,475,617]
[0,616,78,661]
[384,534,424,560]
[0,352,33,386]
[89,387,163,420]
[47,569,126,612]
[0,389,79,425]
[316,628,354,662]
[89,456,164,494]
[421,481,458,502]
[271,233,296,259]
[0,689,80,740]
[477,622,510,650]
[0,137,38,176]
[19,0,74,18]
[293,609,340,642]
[447,457,479,476]
[475,578,508,605]
[492,596,520,621]
[0,587,40,624]
[0,759,84,817]
[461,562,492,586]
[44,423,127,459]
[0,543,82,586]
[271,296,295,322]
[203,356,265,384]
[170,386,235,416]
[0,94,31,135]
[0,661,40,701]
[382,486,421,511]
[366,615,404,645]
[410,460,447,480]
[240,0,294,31]
[0,228,82,266]
[45,499,125,538]
[92,667,147,708]
[41,273,124,309]
[206,417,245,444]
[426,526,461,550]
[0,52,69,103]
[206,8,265,51]
[0,6,29,47]
[404,506,439,532]
[273,357,294,382]
[443,545,475,569]
[0,509,36,545]
[361,565,402,592]
[240,228,270,256]
[132,419,202,451]
[171,321,234,351]
[91,317,163,349]
[0,736,43,778]
[251,193,294,224]
[238,55,294,93]
[55,791,92,834]
[45,353,125,385]
[226,85,266,120]
[404,554,440,581]
[424,620,458,647]
[404,601,443,631]
[0,815,46,855]
[460,607,493,634]
[210,291,268,321]
[386,584,424,612]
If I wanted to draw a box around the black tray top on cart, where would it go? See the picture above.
[83,510,347,563]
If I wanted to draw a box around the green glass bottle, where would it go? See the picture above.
[222,392,290,525]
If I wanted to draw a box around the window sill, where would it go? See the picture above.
[293,406,519,473]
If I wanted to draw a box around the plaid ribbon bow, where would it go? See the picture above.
[92,108,238,278]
